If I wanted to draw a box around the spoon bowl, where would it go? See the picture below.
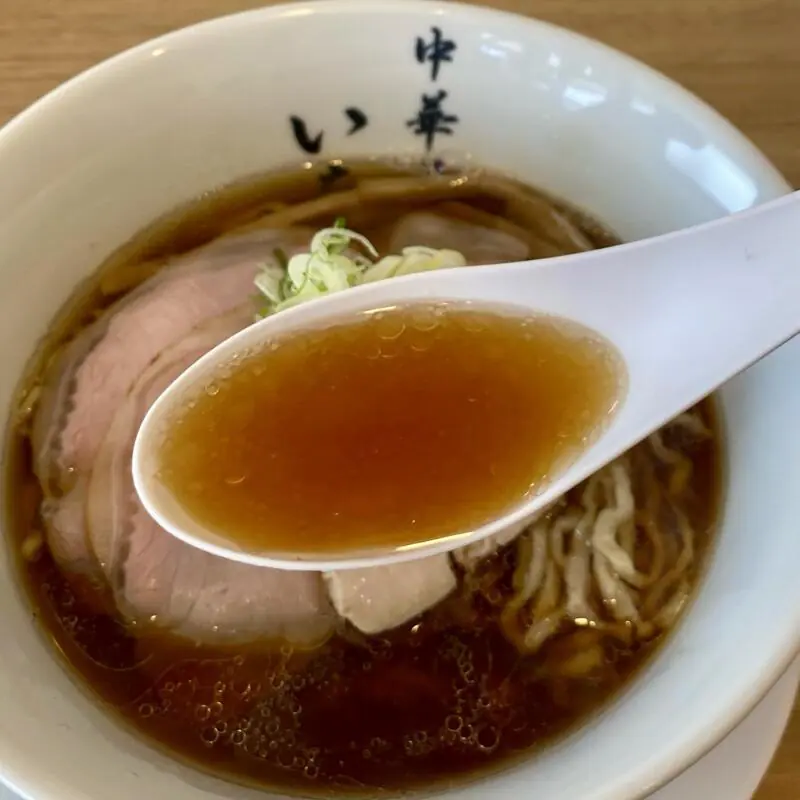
[133,190,800,571]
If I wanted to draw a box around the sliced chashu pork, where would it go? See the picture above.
[85,307,252,577]
[325,556,457,636]
[33,229,334,645]
[86,309,333,644]
[34,229,309,571]
[33,228,311,495]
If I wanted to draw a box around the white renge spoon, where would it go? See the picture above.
[133,190,800,571]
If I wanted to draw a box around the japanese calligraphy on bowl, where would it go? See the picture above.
[289,26,459,158]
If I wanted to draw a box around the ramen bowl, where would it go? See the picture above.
[0,2,796,799]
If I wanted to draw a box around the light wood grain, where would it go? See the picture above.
[1,0,798,797]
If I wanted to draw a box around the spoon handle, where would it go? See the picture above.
[486,190,800,463]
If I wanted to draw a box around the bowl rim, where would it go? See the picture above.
[0,0,789,202]
[0,2,793,800]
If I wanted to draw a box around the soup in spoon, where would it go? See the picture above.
[155,300,624,555]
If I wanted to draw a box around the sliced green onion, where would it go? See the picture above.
[254,220,466,319]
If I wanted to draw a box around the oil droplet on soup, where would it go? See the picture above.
[156,302,625,554]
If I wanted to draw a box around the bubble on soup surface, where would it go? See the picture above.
[201,726,220,746]
[375,314,406,341]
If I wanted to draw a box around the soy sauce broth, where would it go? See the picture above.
[156,302,625,554]
[4,158,722,798]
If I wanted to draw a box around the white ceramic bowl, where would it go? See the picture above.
[0,2,796,799]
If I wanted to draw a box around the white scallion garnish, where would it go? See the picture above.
[254,218,467,318]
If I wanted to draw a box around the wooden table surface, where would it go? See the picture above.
[1,0,798,796]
